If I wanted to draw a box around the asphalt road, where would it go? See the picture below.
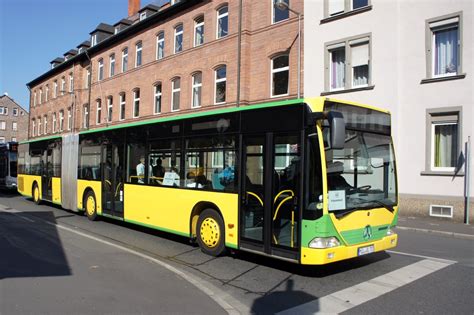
[1,191,473,314]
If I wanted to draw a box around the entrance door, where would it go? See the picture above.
[102,144,124,218]
[42,147,53,201]
[240,133,301,259]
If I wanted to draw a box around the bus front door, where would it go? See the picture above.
[240,134,300,261]
[102,144,124,218]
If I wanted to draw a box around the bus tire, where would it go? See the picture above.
[196,209,226,257]
[84,191,98,221]
[32,183,41,205]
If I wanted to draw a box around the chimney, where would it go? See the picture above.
[128,0,140,17]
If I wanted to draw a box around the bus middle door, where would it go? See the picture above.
[102,144,124,218]
[41,147,53,201]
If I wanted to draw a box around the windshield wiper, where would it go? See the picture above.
[370,200,394,212]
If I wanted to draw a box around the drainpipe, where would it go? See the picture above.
[465,136,471,225]
[236,0,243,107]
[71,62,76,134]
[85,50,92,130]
[26,86,31,140]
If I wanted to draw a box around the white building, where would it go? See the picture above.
[304,0,473,221]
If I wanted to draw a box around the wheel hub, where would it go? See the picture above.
[200,218,220,248]
[86,196,95,216]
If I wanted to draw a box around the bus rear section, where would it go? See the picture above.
[0,142,18,190]
[300,98,398,265]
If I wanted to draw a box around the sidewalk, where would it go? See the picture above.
[396,215,474,240]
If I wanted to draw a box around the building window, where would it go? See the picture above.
[194,16,204,47]
[0,137,5,144]
[96,99,102,124]
[110,54,116,77]
[12,137,16,142]
[52,113,57,133]
[156,32,165,60]
[120,93,126,120]
[273,0,289,24]
[122,48,128,72]
[154,83,162,114]
[98,59,104,81]
[69,73,74,92]
[31,119,35,137]
[91,34,97,46]
[426,13,462,79]
[39,88,43,104]
[107,96,113,122]
[192,72,202,108]
[426,110,461,173]
[37,118,42,135]
[0,121,6,130]
[12,121,17,131]
[33,91,37,107]
[54,80,58,98]
[45,85,49,102]
[67,109,72,131]
[61,77,66,95]
[59,110,64,131]
[133,89,140,118]
[135,41,143,67]
[13,108,18,116]
[44,115,48,134]
[271,55,289,97]
[325,34,371,92]
[217,6,228,39]
[86,67,91,87]
[215,65,226,104]
[83,104,90,129]
[140,11,147,21]
[326,0,370,17]
[171,78,181,111]
[174,24,183,53]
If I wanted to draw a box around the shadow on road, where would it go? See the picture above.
[0,189,20,198]
[0,211,71,280]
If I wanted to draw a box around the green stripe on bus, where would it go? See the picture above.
[80,98,305,135]
[225,242,238,249]
[124,218,189,237]
[19,135,62,144]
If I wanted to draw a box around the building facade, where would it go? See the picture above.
[0,94,29,143]
[27,0,303,137]
[305,0,473,221]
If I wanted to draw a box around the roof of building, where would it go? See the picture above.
[0,94,29,113]
[64,49,78,56]
[77,41,91,49]
[138,4,160,13]
[90,22,115,35]
[113,19,133,27]
[50,57,65,64]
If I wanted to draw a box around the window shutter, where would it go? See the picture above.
[329,0,344,15]
[351,43,369,67]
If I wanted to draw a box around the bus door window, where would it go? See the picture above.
[272,135,300,248]
[242,137,265,242]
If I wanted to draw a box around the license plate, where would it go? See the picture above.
[358,245,375,256]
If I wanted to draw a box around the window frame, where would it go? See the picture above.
[425,12,463,80]
[39,88,43,104]
[422,107,463,176]
[270,54,290,98]
[61,77,66,95]
[83,104,90,129]
[174,24,184,54]
[214,65,227,104]
[272,0,290,24]
[110,53,116,77]
[44,115,48,134]
[154,83,162,114]
[98,59,104,81]
[133,89,140,118]
[135,41,143,67]
[323,0,371,20]
[216,5,229,39]
[59,110,64,132]
[194,16,205,47]
[171,78,181,112]
[156,32,165,60]
[119,93,126,121]
[324,33,372,93]
[52,112,57,133]
[96,99,102,125]
[53,80,58,98]
[67,108,72,131]
[122,47,129,72]
[191,72,202,108]
[107,96,113,122]
[69,73,74,92]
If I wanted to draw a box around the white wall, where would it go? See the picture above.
[304,0,473,198]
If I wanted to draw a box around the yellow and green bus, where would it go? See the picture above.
[18,97,398,264]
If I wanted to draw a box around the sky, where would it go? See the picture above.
[0,0,167,111]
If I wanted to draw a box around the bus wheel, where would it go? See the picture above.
[197,209,226,257]
[32,183,41,205]
[84,191,98,221]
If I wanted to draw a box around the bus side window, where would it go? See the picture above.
[127,143,147,184]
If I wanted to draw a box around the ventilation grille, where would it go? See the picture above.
[430,205,453,218]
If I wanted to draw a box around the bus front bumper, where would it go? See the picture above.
[300,233,398,265]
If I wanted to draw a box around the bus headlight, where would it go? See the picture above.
[308,237,340,249]
[386,228,394,236]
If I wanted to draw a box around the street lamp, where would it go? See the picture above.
[274,0,302,99]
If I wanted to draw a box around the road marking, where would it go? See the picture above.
[395,226,474,240]
[277,258,454,314]
[387,250,457,265]
[0,209,248,315]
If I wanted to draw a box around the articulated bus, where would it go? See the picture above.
[0,142,18,190]
[18,97,398,265]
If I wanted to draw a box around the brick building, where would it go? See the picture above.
[0,93,29,143]
[26,0,303,137]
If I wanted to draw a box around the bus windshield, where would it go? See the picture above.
[325,128,397,214]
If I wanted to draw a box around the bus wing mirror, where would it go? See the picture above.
[328,111,345,150]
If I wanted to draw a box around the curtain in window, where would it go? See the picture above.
[434,124,457,168]
[331,49,345,90]
[351,43,369,87]
[434,27,458,76]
